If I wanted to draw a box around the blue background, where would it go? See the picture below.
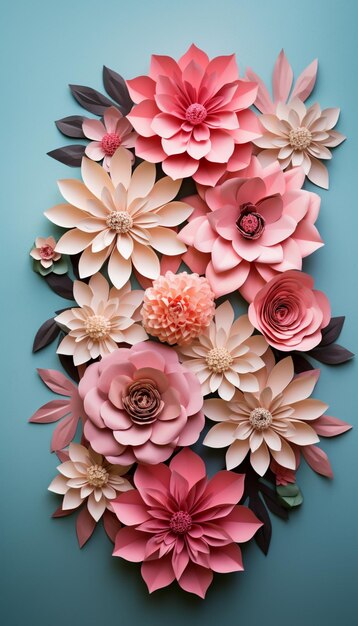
[1,0,357,624]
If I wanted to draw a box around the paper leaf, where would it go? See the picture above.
[313,415,352,437]
[37,368,76,396]
[272,49,293,103]
[76,506,97,548]
[320,316,345,346]
[47,144,86,167]
[52,505,75,518]
[290,58,318,102]
[51,412,79,452]
[55,116,86,138]
[44,273,74,300]
[33,317,61,353]
[57,352,80,383]
[309,343,354,365]
[102,66,133,115]
[291,353,315,373]
[276,484,303,509]
[29,399,70,423]
[69,84,117,116]
[56,449,70,463]
[103,509,122,544]
[249,495,272,555]
[259,482,289,520]
[302,445,333,478]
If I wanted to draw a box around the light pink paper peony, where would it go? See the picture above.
[83,106,137,171]
[179,158,323,301]
[248,270,331,351]
[45,148,191,289]
[112,448,262,598]
[203,357,328,476]
[141,271,215,345]
[78,342,205,465]
[126,44,260,186]
[55,273,147,365]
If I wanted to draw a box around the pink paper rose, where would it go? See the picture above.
[248,270,331,351]
[79,342,204,465]
[126,44,260,186]
[112,448,262,598]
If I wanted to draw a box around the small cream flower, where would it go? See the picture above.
[177,301,268,400]
[55,272,147,365]
[48,443,133,521]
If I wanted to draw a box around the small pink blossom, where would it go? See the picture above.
[83,106,137,171]
[30,236,61,268]
[112,448,262,598]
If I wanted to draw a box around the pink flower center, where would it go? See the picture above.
[101,132,121,156]
[185,103,207,125]
[167,297,187,324]
[122,380,164,425]
[40,245,55,260]
[170,511,192,534]
[237,203,265,240]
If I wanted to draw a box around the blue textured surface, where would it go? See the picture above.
[1,1,357,624]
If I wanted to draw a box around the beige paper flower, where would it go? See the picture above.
[177,301,268,400]
[254,98,345,188]
[55,272,147,365]
[48,443,133,521]
[45,148,191,288]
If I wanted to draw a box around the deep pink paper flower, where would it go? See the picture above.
[126,44,260,186]
[248,270,331,351]
[78,342,204,465]
[112,448,262,598]
[179,158,323,301]
[83,107,137,171]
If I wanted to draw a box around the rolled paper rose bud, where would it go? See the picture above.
[122,380,164,424]
[248,270,331,351]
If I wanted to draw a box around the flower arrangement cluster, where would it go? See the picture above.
[30,46,353,598]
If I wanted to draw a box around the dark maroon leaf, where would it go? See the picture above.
[58,351,80,383]
[52,505,75,518]
[249,495,271,555]
[259,483,289,520]
[103,66,133,115]
[45,273,74,300]
[320,316,345,346]
[309,343,354,365]
[291,353,315,373]
[47,144,86,167]
[55,115,86,138]
[76,506,97,548]
[33,317,61,353]
[69,84,117,116]
[103,510,121,543]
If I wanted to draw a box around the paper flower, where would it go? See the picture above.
[179,157,323,301]
[45,148,190,289]
[48,442,133,521]
[126,44,260,186]
[55,272,147,365]
[177,301,268,399]
[112,448,262,598]
[30,236,67,276]
[83,106,137,171]
[253,99,345,189]
[203,357,327,476]
[248,270,331,352]
[79,342,204,465]
[141,271,215,345]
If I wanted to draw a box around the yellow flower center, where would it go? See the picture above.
[289,126,312,150]
[205,347,233,373]
[106,211,133,233]
[249,408,273,431]
[86,464,109,487]
[85,315,111,340]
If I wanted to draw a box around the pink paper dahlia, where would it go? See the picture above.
[112,448,262,598]
[141,271,215,345]
[83,106,137,171]
[126,44,260,186]
[179,157,323,301]
[79,342,205,465]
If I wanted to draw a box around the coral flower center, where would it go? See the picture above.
[185,103,207,125]
[167,297,188,323]
[249,408,273,431]
[289,126,312,150]
[40,245,55,260]
[170,511,192,534]
[206,347,233,373]
[86,464,109,487]
[123,380,164,425]
[85,314,111,340]
[106,211,133,233]
[101,132,121,156]
[237,203,265,240]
